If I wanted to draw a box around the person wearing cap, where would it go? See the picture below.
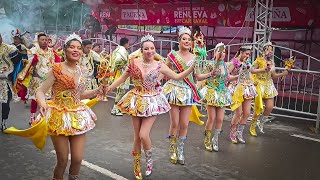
[0,33,21,132]
[16,32,61,125]
[228,45,257,144]
[249,42,288,136]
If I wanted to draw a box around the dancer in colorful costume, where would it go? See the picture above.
[105,34,195,179]
[192,26,207,67]
[109,37,130,116]
[200,43,234,152]
[0,33,21,131]
[48,34,63,58]
[228,45,257,144]
[249,42,288,136]
[80,40,101,90]
[17,32,61,124]
[163,27,202,165]
[5,33,105,180]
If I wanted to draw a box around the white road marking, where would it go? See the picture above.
[50,150,128,180]
[291,134,320,143]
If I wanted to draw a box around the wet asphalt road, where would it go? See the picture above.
[1,100,320,180]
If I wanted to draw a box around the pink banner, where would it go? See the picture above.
[91,1,320,27]
[93,2,226,26]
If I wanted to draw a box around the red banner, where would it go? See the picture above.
[91,1,320,27]
[93,2,226,26]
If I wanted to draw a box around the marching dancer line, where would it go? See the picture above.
[2,27,294,180]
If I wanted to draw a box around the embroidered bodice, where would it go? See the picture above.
[51,64,86,107]
[253,57,274,83]
[168,51,195,86]
[205,61,229,91]
[126,60,161,94]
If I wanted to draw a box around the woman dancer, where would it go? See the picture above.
[228,45,257,144]
[105,34,195,179]
[11,33,104,180]
[39,34,105,180]
[249,42,288,136]
[199,42,234,152]
[163,27,202,165]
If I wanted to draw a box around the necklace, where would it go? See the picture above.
[67,67,78,75]
[142,60,152,67]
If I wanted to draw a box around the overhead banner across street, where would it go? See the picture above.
[87,1,320,27]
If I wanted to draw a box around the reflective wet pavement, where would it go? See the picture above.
[1,100,320,180]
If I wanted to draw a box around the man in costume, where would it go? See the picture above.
[0,33,21,131]
[109,37,129,116]
[17,32,61,124]
[80,40,101,90]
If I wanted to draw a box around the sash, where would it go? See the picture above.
[168,51,202,102]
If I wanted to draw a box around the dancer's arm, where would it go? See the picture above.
[160,62,195,81]
[251,62,267,74]
[80,85,104,100]
[251,61,268,74]
[158,57,170,81]
[195,68,217,81]
[105,71,130,94]
[36,71,55,115]
[271,69,288,78]
[228,75,239,82]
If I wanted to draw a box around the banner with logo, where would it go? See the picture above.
[91,1,319,27]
